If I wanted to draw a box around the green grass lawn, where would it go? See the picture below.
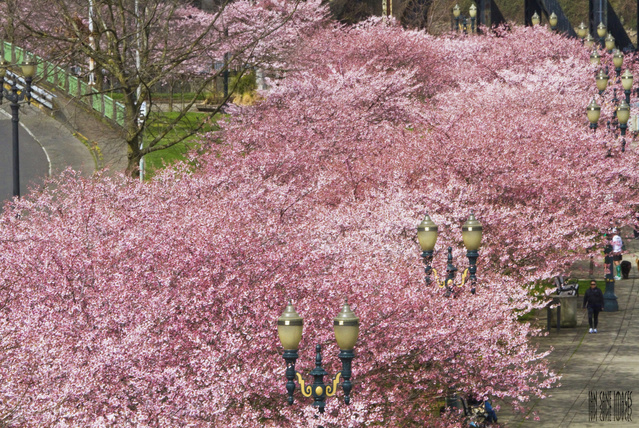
[142,111,220,178]
[517,278,607,322]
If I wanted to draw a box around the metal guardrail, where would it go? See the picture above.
[4,71,55,109]
[1,41,126,127]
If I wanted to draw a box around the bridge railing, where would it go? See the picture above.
[2,41,126,127]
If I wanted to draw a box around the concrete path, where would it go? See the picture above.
[499,235,639,427]
[0,103,96,206]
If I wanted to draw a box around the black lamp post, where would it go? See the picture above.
[277,300,359,419]
[587,98,601,131]
[621,69,633,104]
[417,213,483,296]
[0,58,36,198]
[452,4,461,32]
[469,4,477,33]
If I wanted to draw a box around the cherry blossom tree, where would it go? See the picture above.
[0,19,638,427]
[0,0,328,175]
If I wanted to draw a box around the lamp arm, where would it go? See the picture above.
[431,267,444,288]
[295,372,313,397]
[459,268,469,287]
[325,371,342,397]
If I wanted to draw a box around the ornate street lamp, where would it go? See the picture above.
[590,50,601,65]
[621,69,633,104]
[617,100,630,136]
[549,12,558,31]
[531,12,540,26]
[417,213,483,295]
[584,34,595,48]
[597,22,607,48]
[613,50,624,77]
[417,213,438,283]
[605,34,616,53]
[469,4,477,33]
[453,4,461,32]
[587,98,601,130]
[577,22,588,39]
[277,300,359,415]
[0,57,36,198]
[596,69,609,95]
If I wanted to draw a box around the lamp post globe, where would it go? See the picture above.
[613,50,624,76]
[621,69,633,103]
[617,100,631,136]
[584,34,595,48]
[605,34,616,52]
[417,213,438,284]
[596,69,609,95]
[461,213,483,252]
[469,4,477,18]
[417,213,439,253]
[597,22,607,38]
[453,4,460,18]
[577,22,588,39]
[277,301,304,351]
[587,98,601,130]
[21,58,37,79]
[333,300,360,351]
[549,12,558,30]
[590,50,601,65]
[531,12,540,26]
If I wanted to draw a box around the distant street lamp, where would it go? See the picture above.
[590,50,601,65]
[417,213,483,296]
[577,22,588,39]
[596,69,609,95]
[597,22,607,48]
[453,4,461,32]
[549,12,558,31]
[469,4,477,33]
[0,58,36,198]
[617,100,630,136]
[531,12,540,26]
[613,50,624,77]
[605,34,616,53]
[584,34,595,48]
[277,300,359,418]
[621,69,633,103]
[587,98,601,131]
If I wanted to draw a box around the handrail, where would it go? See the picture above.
[1,40,126,127]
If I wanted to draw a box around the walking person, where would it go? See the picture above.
[611,228,624,280]
[583,280,604,333]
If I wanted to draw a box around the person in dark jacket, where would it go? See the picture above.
[583,280,604,333]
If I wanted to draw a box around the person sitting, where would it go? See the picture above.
[484,399,498,424]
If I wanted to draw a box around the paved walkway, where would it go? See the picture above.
[49,88,128,172]
[499,235,639,427]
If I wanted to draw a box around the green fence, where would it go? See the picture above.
[2,41,126,127]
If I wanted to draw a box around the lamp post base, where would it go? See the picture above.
[604,278,619,312]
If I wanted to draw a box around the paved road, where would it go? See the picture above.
[0,103,96,208]
[0,115,49,202]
